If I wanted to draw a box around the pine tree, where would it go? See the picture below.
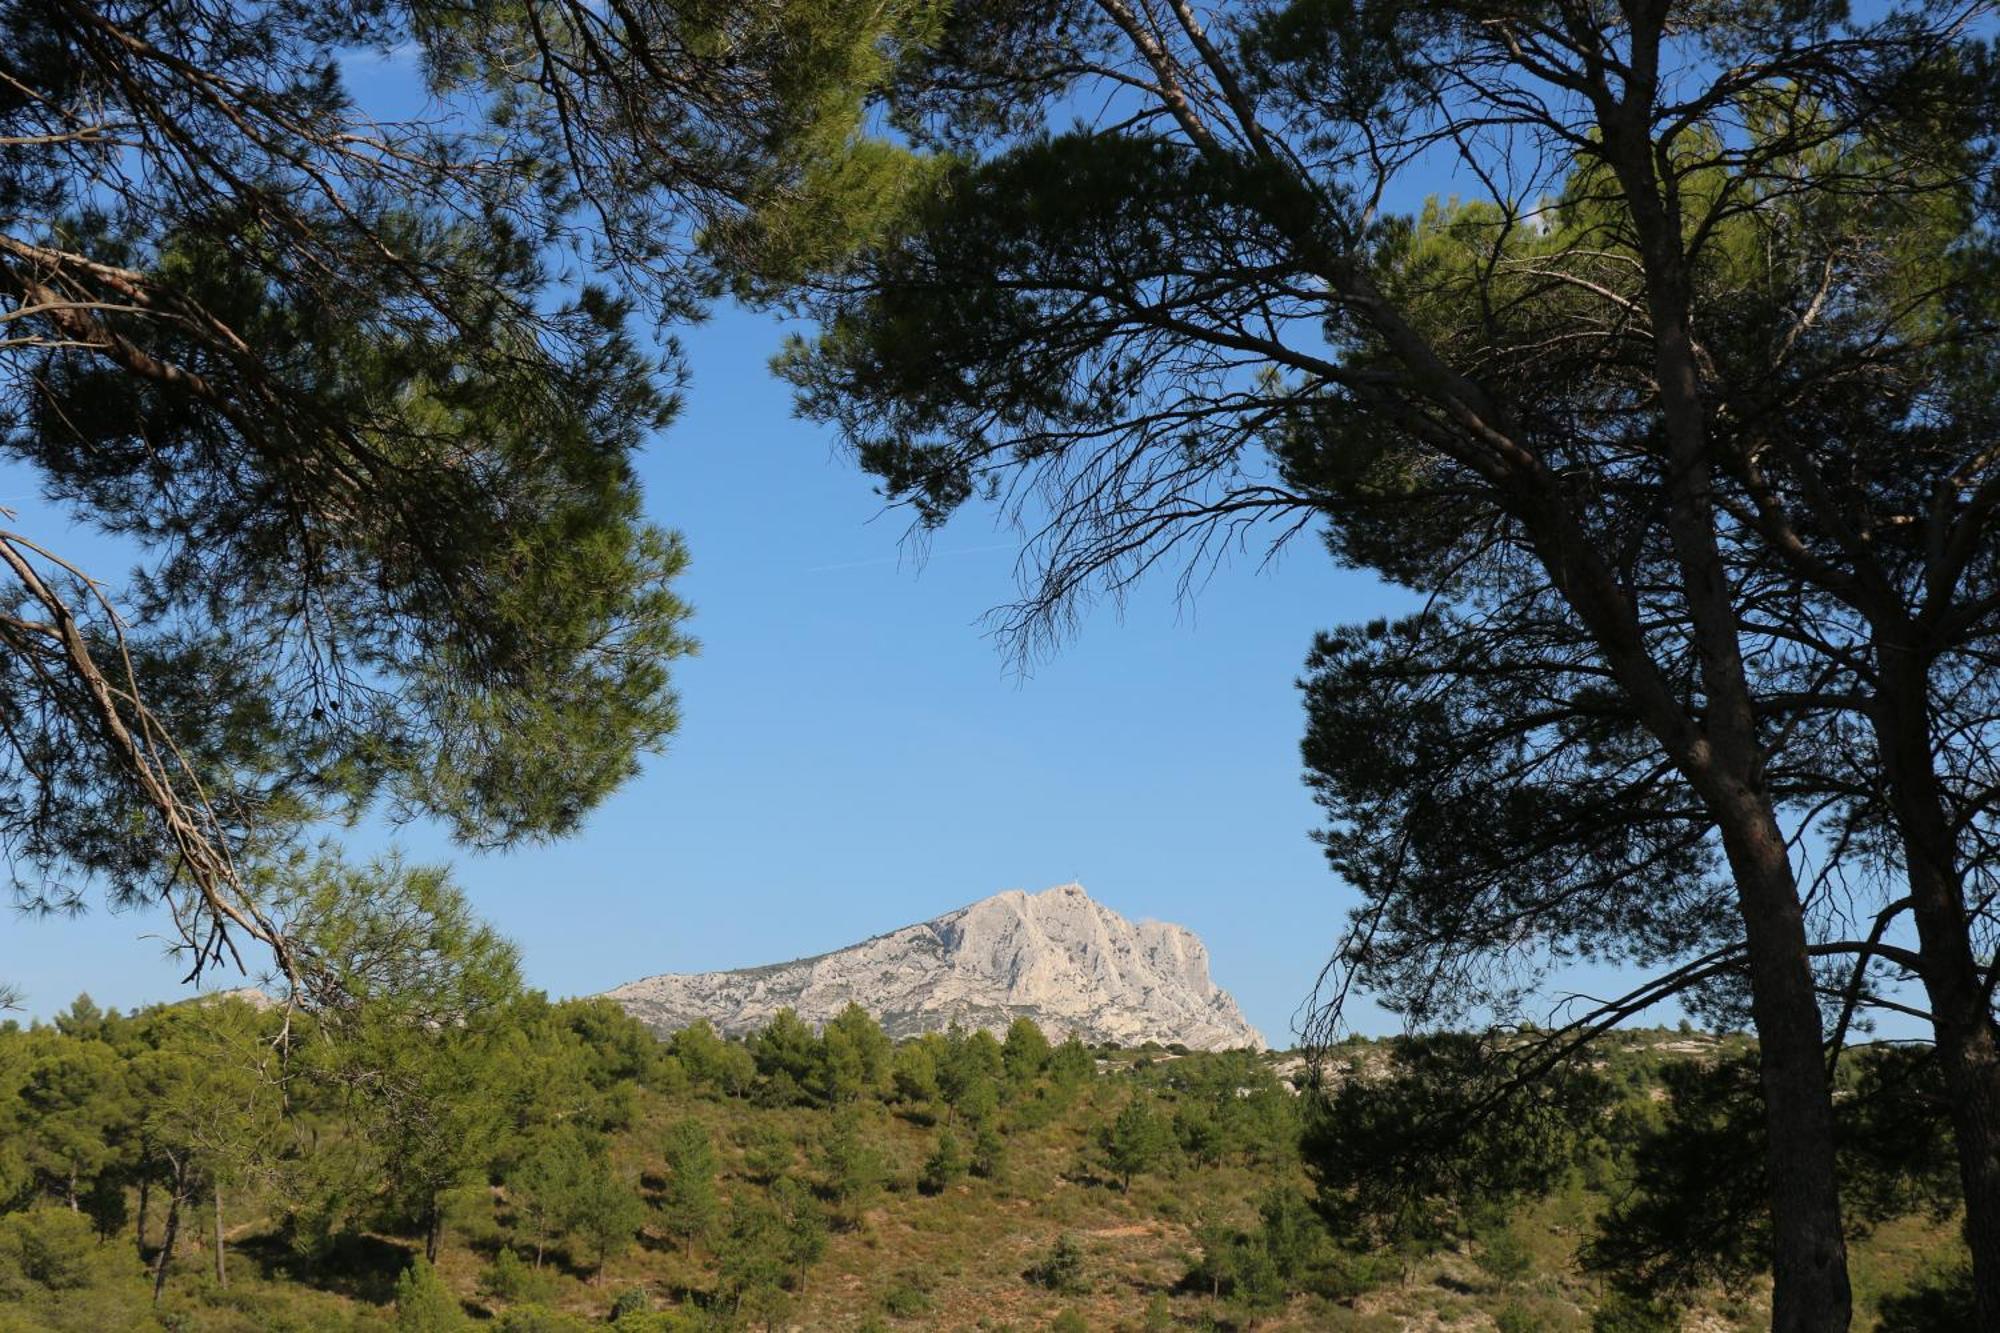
[1101,1103,1170,1193]
[567,1158,645,1283]
[971,1125,1007,1181]
[814,1106,884,1227]
[919,1131,968,1196]
[0,0,932,995]
[1048,1038,1093,1091]
[818,1004,892,1103]
[1001,1019,1051,1086]
[394,1256,465,1332]
[659,1119,719,1256]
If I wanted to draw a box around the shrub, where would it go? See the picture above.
[920,1130,968,1195]
[608,1314,705,1333]
[1474,1222,1534,1287]
[496,1306,593,1333]
[882,1282,934,1317]
[1030,1233,1088,1295]
[1591,1292,1679,1333]
[1050,1311,1089,1333]
[1,1205,94,1290]
[478,1246,554,1305]
[1876,1261,1976,1332]
[971,1125,1006,1180]
[394,1256,466,1332]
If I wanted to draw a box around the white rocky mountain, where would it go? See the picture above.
[601,883,1265,1051]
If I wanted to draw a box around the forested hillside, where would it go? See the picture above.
[0,987,1971,1332]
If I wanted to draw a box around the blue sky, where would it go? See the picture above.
[1,291,1411,1046]
[0,43,1421,1047]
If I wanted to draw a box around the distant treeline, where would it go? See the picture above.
[0,884,1977,1332]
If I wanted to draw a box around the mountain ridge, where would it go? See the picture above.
[601,882,1265,1050]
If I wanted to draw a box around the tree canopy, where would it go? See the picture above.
[0,0,935,992]
[755,0,2000,1326]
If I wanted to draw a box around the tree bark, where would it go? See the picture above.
[1872,650,2000,1325]
[1591,72,1854,1325]
[1714,796,1853,1333]
[1909,869,2000,1328]
[136,1174,150,1253]
[152,1164,186,1305]
[424,1198,443,1264]
[213,1185,226,1289]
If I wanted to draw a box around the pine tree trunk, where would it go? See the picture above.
[152,1168,185,1305]
[213,1186,226,1289]
[424,1199,442,1264]
[1872,658,2000,1325]
[1715,795,1852,1333]
[1918,922,2000,1328]
[1588,57,1855,1327]
[136,1175,150,1253]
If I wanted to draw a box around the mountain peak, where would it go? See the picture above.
[602,884,1264,1050]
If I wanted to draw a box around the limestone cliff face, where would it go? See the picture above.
[601,883,1265,1051]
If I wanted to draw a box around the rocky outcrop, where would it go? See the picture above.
[601,883,1264,1051]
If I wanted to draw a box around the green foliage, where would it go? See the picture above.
[820,1004,893,1103]
[759,9,2000,1326]
[1475,1219,1535,1288]
[394,1256,466,1332]
[815,1104,886,1225]
[750,1009,821,1106]
[919,1130,968,1195]
[1002,1018,1052,1084]
[717,1192,803,1320]
[1049,1311,1088,1333]
[509,1128,596,1267]
[611,1312,707,1333]
[958,1072,1001,1129]
[934,1024,1007,1128]
[740,1122,795,1185]
[16,1035,123,1209]
[971,1124,1007,1180]
[0,988,1969,1330]
[659,1117,720,1254]
[1048,1036,1093,1089]
[1582,1056,1771,1299]
[891,1040,941,1108]
[564,1157,646,1277]
[1187,1189,1336,1313]
[669,1021,754,1098]
[881,1279,933,1316]
[1590,1292,1681,1333]
[0,0,961,985]
[495,1307,594,1333]
[1101,1101,1172,1191]
[1877,1261,1977,1331]
[1303,1035,1609,1248]
[1174,1101,1228,1169]
[478,1246,555,1306]
[771,1175,830,1282]
[0,1205,93,1290]
[1030,1232,1088,1296]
